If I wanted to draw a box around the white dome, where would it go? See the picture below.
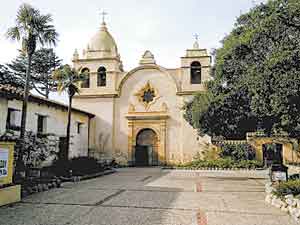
[87,22,118,57]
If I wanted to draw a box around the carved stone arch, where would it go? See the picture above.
[134,126,161,143]
[117,64,179,96]
[134,128,159,166]
[127,118,167,166]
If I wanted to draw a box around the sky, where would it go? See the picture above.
[0,0,266,102]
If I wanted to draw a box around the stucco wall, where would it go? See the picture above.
[115,68,210,164]
[1,98,90,158]
[73,97,114,158]
[0,98,8,134]
[178,95,211,163]
[116,68,178,161]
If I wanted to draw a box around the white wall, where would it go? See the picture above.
[0,98,8,134]
[115,68,184,163]
[1,98,90,158]
[73,97,114,157]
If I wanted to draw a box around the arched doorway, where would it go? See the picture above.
[135,128,158,166]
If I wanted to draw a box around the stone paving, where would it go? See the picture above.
[0,168,297,225]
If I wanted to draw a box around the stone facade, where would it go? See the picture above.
[72,21,212,165]
[0,86,94,159]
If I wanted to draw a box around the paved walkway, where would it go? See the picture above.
[0,168,297,225]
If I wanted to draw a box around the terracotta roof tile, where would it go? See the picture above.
[0,84,94,117]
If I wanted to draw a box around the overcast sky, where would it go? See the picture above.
[0,0,266,102]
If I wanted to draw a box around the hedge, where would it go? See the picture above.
[177,158,263,169]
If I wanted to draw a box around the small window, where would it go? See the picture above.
[97,66,106,87]
[81,68,90,88]
[6,108,21,131]
[37,115,47,134]
[77,122,83,134]
[190,61,202,84]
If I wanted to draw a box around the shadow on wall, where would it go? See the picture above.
[88,116,129,164]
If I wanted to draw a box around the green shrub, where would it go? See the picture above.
[179,158,262,169]
[220,143,255,161]
[273,180,300,197]
[51,156,103,176]
[234,160,263,169]
[8,131,57,168]
[69,156,102,176]
[51,159,71,177]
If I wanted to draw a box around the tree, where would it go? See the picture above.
[6,3,58,143]
[7,48,61,98]
[0,64,24,88]
[52,65,87,160]
[185,0,300,139]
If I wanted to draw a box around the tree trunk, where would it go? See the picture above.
[20,54,32,139]
[16,53,32,171]
[65,94,73,160]
[45,73,49,99]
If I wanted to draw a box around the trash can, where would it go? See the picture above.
[269,164,288,182]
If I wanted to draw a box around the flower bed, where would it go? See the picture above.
[265,181,300,222]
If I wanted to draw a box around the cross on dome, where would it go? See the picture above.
[100,10,108,24]
[194,34,199,42]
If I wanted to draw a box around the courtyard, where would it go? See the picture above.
[0,168,297,225]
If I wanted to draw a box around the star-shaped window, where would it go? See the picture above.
[142,89,155,103]
[135,81,159,109]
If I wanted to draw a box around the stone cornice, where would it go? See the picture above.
[73,94,118,98]
[72,57,120,63]
[176,91,206,96]
[181,65,211,69]
[126,111,169,120]
[181,55,211,59]
[74,90,207,98]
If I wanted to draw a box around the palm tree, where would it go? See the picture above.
[6,3,58,141]
[53,65,87,160]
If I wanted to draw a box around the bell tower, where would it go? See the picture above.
[180,35,211,92]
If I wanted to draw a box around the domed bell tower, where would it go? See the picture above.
[72,12,123,96]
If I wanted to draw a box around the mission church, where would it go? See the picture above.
[72,16,212,166]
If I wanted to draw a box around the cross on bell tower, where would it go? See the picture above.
[193,33,199,49]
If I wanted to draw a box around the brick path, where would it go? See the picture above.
[0,168,297,225]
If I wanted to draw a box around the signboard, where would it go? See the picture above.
[0,143,15,186]
[0,148,9,178]
[272,171,287,182]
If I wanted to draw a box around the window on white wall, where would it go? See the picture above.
[6,108,21,131]
[37,115,47,134]
[77,122,84,134]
